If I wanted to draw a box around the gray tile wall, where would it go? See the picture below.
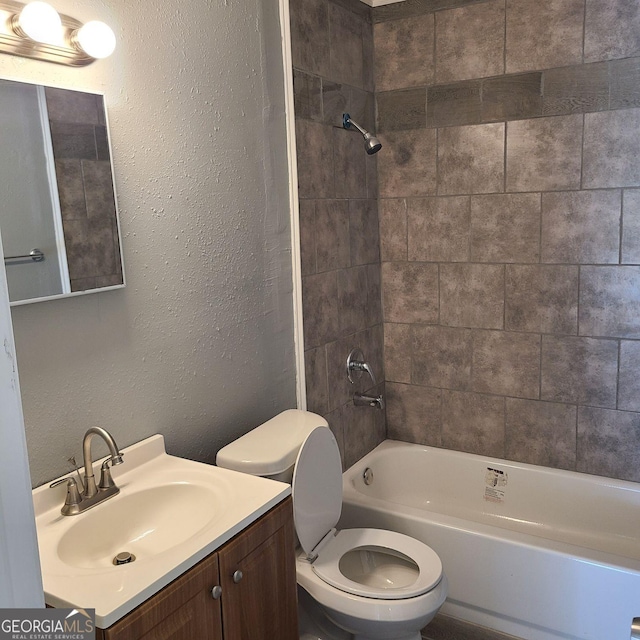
[290,0,385,467]
[376,0,640,482]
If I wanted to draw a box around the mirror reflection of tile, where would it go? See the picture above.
[45,86,123,293]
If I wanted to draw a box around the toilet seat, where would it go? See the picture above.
[292,427,443,601]
[292,426,344,557]
[296,552,449,628]
[297,550,449,626]
[312,528,442,600]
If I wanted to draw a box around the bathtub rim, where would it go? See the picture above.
[341,439,640,573]
[344,439,640,494]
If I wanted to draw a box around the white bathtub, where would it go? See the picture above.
[338,440,640,640]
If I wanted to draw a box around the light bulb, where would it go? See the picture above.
[75,21,116,59]
[18,1,62,45]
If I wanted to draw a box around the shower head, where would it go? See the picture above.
[343,113,382,155]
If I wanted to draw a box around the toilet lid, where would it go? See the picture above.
[312,528,443,600]
[292,426,343,556]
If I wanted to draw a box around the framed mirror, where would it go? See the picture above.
[0,79,124,305]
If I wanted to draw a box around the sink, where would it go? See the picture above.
[57,483,220,569]
[33,434,290,628]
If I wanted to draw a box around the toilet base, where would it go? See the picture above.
[299,581,439,640]
[298,586,351,640]
[299,598,421,640]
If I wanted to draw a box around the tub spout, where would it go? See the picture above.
[354,392,385,411]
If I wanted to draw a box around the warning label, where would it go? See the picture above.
[484,467,508,503]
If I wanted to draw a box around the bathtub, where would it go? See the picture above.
[338,440,640,640]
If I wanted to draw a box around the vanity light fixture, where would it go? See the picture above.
[0,0,116,66]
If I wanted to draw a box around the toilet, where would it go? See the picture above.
[216,410,448,640]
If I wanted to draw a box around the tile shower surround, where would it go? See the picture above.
[292,0,640,482]
[374,0,640,484]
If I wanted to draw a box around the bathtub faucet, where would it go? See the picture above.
[347,348,377,386]
[354,392,385,411]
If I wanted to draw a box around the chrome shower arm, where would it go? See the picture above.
[343,114,367,136]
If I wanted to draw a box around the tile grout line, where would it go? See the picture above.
[616,338,621,411]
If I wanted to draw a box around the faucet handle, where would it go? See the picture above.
[50,477,83,516]
[99,458,118,490]
[347,348,377,386]
[50,476,75,489]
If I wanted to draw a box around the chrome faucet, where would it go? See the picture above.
[347,348,377,386]
[354,392,385,411]
[347,348,385,411]
[82,426,124,498]
[51,427,124,516]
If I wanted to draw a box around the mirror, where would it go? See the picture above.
[0,79,124,305]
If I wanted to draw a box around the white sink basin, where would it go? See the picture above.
[33,435,290,628]
[57,483,220,569]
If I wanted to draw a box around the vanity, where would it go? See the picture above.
[33,435,298,639]
[96,498,296,640]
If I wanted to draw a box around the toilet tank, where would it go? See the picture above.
[216,409,329,483]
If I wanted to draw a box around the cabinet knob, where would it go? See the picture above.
[232,570,243,583]
[211,585,222,599]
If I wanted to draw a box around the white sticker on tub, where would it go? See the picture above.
[484,467,508,503]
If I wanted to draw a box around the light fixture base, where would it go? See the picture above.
[0,0,94,66]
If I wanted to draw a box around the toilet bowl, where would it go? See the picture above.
[216,410,447,640]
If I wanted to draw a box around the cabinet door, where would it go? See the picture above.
[100,552,223,640]
[218,497,298,640]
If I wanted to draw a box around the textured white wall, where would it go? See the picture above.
[0,0,297,486]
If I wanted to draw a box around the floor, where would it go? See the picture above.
[423,614,524,640]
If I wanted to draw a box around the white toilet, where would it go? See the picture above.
[216,410,448,640]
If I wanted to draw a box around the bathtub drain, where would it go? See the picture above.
[363,467,374,486]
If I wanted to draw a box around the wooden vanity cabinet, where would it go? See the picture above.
[96,552,222,640]
[96,497,298,640]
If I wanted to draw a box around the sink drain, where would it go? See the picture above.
[113,552,136,565]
